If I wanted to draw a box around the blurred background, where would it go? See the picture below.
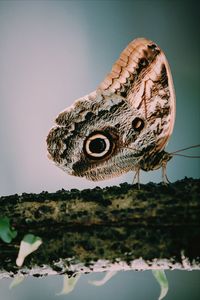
[0,0,199,299]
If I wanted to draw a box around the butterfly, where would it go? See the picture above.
[47,37,176,183]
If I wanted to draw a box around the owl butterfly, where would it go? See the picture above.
[47,37,176,183]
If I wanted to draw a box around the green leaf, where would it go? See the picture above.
[16,234,42,267]
[0,216,17,243]
[89,271,117,286]
[56,274,80,295]
[9,276,25,289]
[22,234,41,244]
[152,270,169,300]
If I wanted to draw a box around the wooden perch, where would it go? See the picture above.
[0,177,200,278]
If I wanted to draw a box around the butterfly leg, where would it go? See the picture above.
[161,163,170,184]
[133,167,140,188]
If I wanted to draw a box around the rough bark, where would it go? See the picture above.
[0,177,200,278]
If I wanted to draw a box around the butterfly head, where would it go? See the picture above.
[47,93,149,180]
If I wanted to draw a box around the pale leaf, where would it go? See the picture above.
[152,270,169,300]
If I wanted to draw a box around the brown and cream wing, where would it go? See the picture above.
[98,38,176,151]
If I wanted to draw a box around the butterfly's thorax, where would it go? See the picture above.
[138,150,173,171]
[47,37,176,181]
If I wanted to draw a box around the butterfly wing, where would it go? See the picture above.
[98,38,176,152]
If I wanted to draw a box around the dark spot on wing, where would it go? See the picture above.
[120,91,127,97]
[148,44,157,51]
[160,64,168,88]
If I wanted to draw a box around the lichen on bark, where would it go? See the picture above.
[0,177,200,278]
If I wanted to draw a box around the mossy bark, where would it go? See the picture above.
[0,178,200,278]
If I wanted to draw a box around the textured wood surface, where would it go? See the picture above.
[0,178,199,278]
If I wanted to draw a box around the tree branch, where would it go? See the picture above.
[0,177,200,278]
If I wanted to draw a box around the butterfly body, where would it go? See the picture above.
[47,38,175,181]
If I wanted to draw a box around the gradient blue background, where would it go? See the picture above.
[0,0,199,299]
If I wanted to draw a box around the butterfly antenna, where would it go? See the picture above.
[170,144,200,158]
[172,154,200,158]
